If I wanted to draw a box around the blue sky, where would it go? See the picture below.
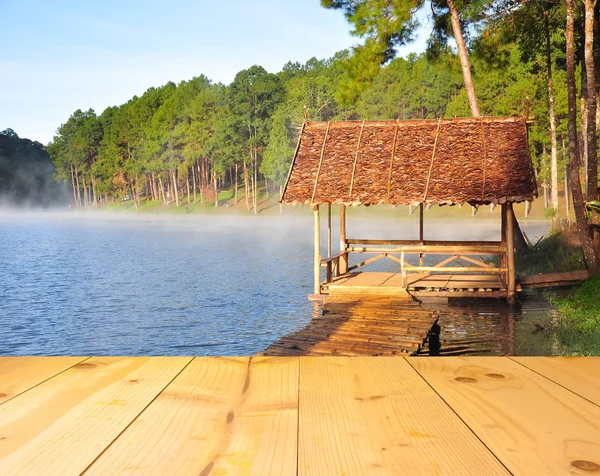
[1,0,428,144]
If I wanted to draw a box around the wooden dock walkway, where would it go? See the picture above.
[1,356,600,475]
[262,294,438,356]
[520,269,589,289]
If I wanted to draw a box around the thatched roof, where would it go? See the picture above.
[281,117,537,206]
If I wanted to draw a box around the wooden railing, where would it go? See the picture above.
[320,239,508,288]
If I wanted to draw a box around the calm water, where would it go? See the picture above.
[0,211,554,356]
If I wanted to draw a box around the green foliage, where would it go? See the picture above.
[0,129,67,205]
[553,277,600,355]
[516,232,585,276]
[261,106,296,186]
[43,0,581,211]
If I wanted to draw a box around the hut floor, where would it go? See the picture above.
[261,294,438,357]
[322,272,516,299]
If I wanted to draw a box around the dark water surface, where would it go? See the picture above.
[0,211,553,356]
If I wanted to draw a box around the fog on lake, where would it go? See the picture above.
[0,210,551,356]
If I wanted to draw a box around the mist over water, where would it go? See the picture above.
[0,210,551,356]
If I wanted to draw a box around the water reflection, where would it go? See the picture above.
[419,290,557,356]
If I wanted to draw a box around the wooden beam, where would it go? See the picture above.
[327,203,332,258]
[311,122,330,204]
[314,205,321,295]
[506,202,516,303]
[280,121,306,202]
[349,120,366,199]
[419,203,424,242]
[347,239,503,246]
[347,245,507,254]
[339,204,348,274]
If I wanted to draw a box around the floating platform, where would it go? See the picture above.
[262,293,438,356]
[1,356,600,474]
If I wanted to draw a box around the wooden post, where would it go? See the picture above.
[501,203,508,289]
[339,204,348,274]
[506,202,516,304]
[419,203,424,242]
[314,205,321,295]
[327,203,332,258]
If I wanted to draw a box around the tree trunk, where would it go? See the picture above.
[581,64,589,197]
[70,164,78,207]
[280,185,283,214]
[264,176,269,199]
[171,169,179,207]
[159,176,167,206]
[545,12,559,222]
[243,160,250,211]
[91,176,97,208]
[192,161,197,203]
[584,0,600,241]
[213,169,219,207]
[447,0,480,117]
[75,168,81,207]
[253,148,258,214]
[186,169,191,205]
[82,174,88,207]
[566,0,600,274]
[131,184,138,210]
[235,162,239,204]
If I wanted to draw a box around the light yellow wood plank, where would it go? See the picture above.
[0,356,191,475]
[86,356,298,476]
[408,357,600,475]
[512,357,600,407]
[0,356,88,404]
[299,356,508,475]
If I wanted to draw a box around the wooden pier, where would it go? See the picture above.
[262,293,438,356]
[1,356,600,474]
[520,269,589,289]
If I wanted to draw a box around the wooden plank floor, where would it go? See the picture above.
[2,357,600,475]
[262,295,438,356]
[323,271,513,299]
[520,269,589,288]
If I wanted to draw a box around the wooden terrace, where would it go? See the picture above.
[2,356,600,474]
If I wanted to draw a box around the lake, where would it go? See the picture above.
[0,210,554,356]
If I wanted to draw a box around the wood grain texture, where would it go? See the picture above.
[512,357,600,406]
[86,356,298,476]
[298,357,508,475]
[0,356,87,404]
[0,356,191,475]
[408,356,600,475]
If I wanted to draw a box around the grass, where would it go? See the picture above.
[514,230,599,355]
[516,231,585,276]
[552,276,600,355]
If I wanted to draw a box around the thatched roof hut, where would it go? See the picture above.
[281,117,536,206]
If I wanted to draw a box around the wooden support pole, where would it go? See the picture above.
[419,203,424,242]
[327,203,332,258]
[339,204,348,274]
[506,202,516,304]
[501,203,508,289]
[314,205,321,295]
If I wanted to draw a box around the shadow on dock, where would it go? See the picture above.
[260,294,439,357]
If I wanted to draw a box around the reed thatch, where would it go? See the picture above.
[281,117,536,206]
